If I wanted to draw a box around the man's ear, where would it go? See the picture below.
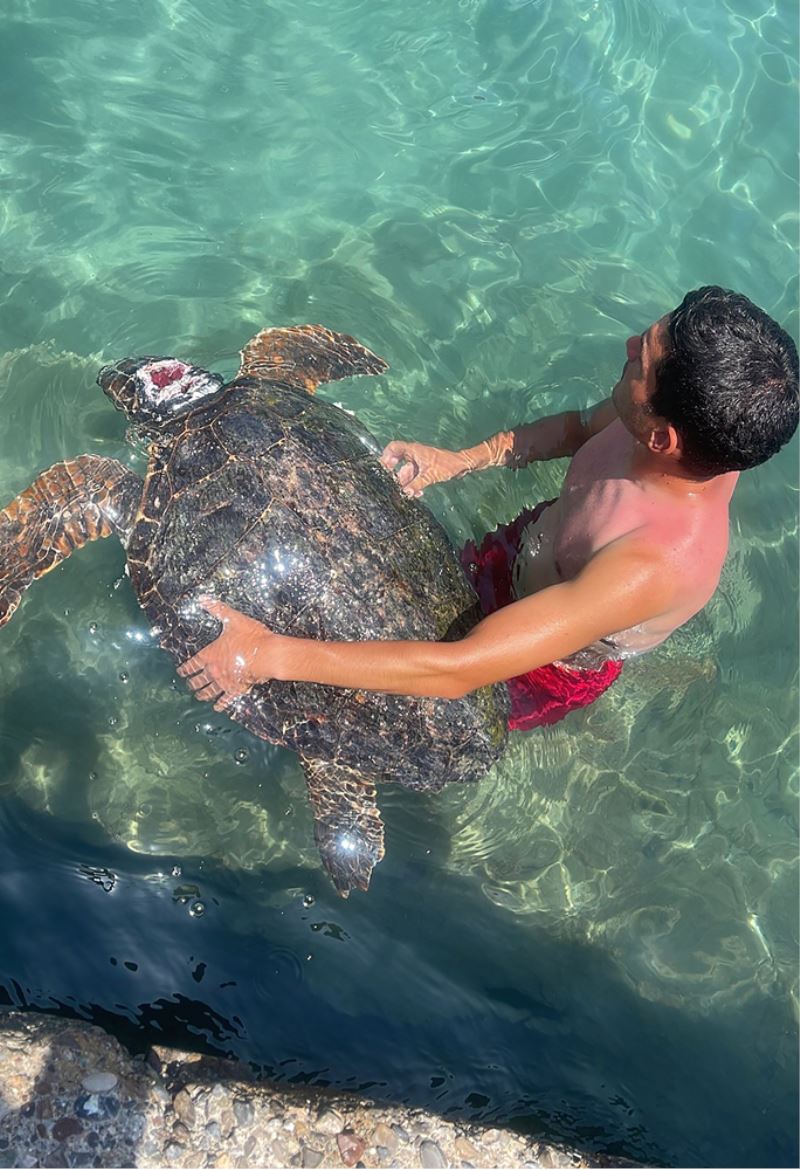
[646,423,681,457]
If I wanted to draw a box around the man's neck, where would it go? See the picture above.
[629,442,730,497]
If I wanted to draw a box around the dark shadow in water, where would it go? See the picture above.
[0,620,795,1169]
[1,829,797,1170]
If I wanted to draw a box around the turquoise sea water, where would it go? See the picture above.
[0,0,797,1165]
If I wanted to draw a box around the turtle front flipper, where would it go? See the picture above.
[301,757,385,896]
[238,324,388,393]
[0,456,143,626]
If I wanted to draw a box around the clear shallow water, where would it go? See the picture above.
[0,0,797,1165]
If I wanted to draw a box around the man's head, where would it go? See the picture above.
[613,287,799,476]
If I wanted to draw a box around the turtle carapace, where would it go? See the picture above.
[0,324,509,893]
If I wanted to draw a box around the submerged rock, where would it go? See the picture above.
[419,1137,447,1167]
[0,1011,643,1168]
[81,1072,119,1094]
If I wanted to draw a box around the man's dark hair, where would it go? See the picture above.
[651,286,799,475]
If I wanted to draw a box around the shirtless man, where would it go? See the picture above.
[177,286,799,730]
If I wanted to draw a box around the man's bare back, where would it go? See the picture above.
[513,417,739,660]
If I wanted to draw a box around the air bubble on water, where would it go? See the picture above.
[234,749,248,765]
[189,901,205,917]
[137,802,152,818]
[302,894,315,908]
[171,865,182,878]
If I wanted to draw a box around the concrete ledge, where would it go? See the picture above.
[0,1012,638,1169]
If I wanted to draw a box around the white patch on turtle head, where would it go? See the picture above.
[136,360,224,416]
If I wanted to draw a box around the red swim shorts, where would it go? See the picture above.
[460,501,622,731]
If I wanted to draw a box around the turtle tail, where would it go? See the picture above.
[0,455,143,626]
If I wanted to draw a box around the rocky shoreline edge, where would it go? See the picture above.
[0,1012,640,1169]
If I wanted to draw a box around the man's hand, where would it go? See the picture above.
[177,597,283,711]
[380,440,476,497]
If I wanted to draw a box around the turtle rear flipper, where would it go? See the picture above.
[0,456,142,626]
[301,757,385,896]
[238,325,388,393]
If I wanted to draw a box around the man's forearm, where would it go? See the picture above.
[269,632,467,699]
[459,411,582,471]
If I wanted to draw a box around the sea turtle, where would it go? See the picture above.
[0,324,509,894]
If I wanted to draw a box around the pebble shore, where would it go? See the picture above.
[0,1012,639,1169]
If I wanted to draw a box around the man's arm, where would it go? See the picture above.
[499,396,619,466]
[179,537,671,706]
[381,398,618,496]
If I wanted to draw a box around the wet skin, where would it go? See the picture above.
[511,319,738,656]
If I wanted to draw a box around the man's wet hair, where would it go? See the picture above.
[651,286,799,475]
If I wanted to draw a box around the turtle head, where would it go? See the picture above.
[97,357,226,427]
